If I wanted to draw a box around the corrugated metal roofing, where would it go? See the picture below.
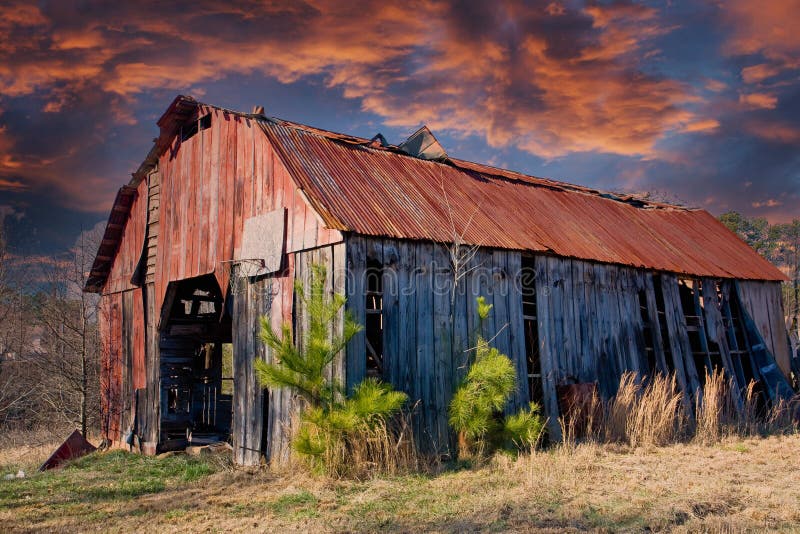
[85,95,786,293]
[259,118,785,281]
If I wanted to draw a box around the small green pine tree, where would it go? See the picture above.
[255,264,408,474]
[255,264,362,411]
[449,297,544,457]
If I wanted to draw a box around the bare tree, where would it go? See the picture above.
[0,228,35,428]
[29,225,103,436]
[440,178,481,308]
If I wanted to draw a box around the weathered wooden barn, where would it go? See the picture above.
[86,95,793,465]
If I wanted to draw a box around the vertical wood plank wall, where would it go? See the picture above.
[344,238,793,449]
[233,242,345,466]
[533,255,651,438]
[232,275,268,466]
[105,180,148,294]
[99,292,122,441]
[99,287,146,444]
[140,283,160,452]
[345,236,530,456]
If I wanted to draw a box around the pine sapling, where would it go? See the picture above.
[255,264,409,475]
[449,297,544,457]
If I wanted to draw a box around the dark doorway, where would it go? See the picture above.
[159,274,233,450]
[365,259,384,378]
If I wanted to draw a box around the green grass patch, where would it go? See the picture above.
[164,507,190,520]
[0,450,216,522]
[268,490,319,519]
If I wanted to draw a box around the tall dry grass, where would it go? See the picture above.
[694,369,800,443]
[624,373,687,447]
[695,369,740,444]
[560,370,799,449]
[289,410,424,479]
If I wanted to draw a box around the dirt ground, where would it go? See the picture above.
[2,434,800,533]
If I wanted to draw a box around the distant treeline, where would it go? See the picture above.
[718,211,800,341]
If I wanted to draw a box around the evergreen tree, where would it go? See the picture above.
[255,264,407,473]
[449,297,544,457]
[255,264,361,411]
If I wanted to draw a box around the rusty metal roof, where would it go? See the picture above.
[260,118,785,281]
[85,95,786,293]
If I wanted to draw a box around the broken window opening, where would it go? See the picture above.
[221,343,234,396]
[180,113,212,142]
[521,257,543,405]
[365,260,384,378]
[637,289,657,375]
[678,278,716,385]
[169,282,224,327]
[721,285,757,387]
[167,386,191,415]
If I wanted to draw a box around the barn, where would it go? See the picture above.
[86,95,793,466]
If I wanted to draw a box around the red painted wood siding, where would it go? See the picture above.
[105,180,148,295]
[154,106,342,316]
[99,288,145,442]
[99,292,123,441]
[132,289,146,390]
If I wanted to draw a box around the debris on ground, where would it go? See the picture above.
[39,430,96,471]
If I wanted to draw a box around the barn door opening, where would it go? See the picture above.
[159,274,233,450]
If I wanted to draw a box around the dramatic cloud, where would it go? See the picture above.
[744,120,800,144]
[0,2,699,151]
[0,0,797,252]
[723,0,800,73]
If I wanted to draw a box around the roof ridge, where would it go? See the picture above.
[266,117,690,212]
[176,95,690,212]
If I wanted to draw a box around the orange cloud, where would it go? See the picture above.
[723,1,800,86]
[0,178,27,190]
[0,0,700,165]
[723,1,800,60]
[704,79,727,92]
[739,92,778,109]
[745,120,800,144]
[752,199,783,208]
[681,119,720,133]
[741,63,782,84]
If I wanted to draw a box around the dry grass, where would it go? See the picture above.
[561,371,799,450]
[301,412,424,479]
[604,373,688,447]
[3,433,800,532]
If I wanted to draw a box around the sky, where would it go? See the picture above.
[0,0,798,257]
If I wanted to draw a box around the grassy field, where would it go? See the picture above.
[2,434,800,533]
